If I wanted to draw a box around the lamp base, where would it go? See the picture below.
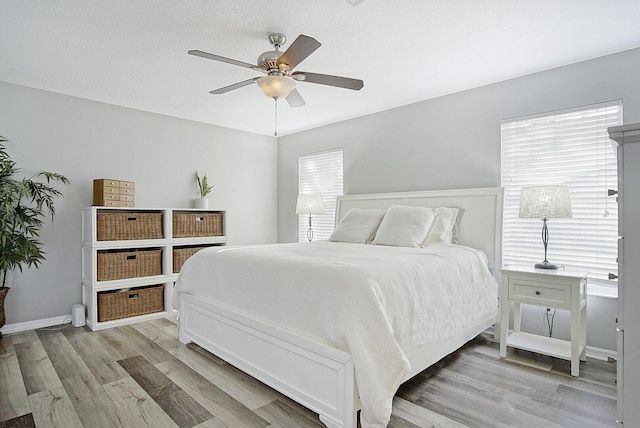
[535,260,560,270]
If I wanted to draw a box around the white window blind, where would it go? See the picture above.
[298,150,344,242]
[501,101,622,282]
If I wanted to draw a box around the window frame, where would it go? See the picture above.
[500,100,622,285]
[298,149,344,242]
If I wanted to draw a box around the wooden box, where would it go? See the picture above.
[96,211,163,241]
[93,179,135,207]
[97,248,162,281]
[97,285,164,322]
[172,212,223,238]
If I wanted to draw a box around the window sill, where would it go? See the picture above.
[587,282,618,299]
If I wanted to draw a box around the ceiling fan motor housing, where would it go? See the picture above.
[258,33,289,73]
[257,50,283,72]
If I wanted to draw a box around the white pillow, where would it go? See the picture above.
[330,208,386,243]
[424,207,460,245]
[373,205,436,247]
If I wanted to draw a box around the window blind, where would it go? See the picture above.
[298,149,344,242]
[501,101,622,282]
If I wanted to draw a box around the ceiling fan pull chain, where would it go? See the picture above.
[274,97,278,137]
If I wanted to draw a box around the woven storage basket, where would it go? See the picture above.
[97,212,163,241]
[172,212,223,238]
[97,249,162,281]
[172,246,211,273]
[97,285,164,322]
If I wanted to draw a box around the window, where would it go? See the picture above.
[501,101,622,283]
[298,150,344,242]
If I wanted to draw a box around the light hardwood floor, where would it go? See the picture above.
[0,317,616,427]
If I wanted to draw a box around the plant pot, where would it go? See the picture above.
[194,198,209,209]
[0,287,8,339]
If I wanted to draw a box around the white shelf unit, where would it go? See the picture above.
[81,206,226,331]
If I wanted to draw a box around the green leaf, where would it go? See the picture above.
[196,171,214,198]
[0,143,68,288]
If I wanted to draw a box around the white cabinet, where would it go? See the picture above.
[608,124,640,426]
[81,207,226,331]
[499,265,588,377]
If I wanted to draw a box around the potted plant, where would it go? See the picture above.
[195,171,214,209]
[0,137,69,338]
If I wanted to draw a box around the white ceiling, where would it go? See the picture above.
[2,1,640,137]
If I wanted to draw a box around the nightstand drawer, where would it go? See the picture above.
[509,279,570,309]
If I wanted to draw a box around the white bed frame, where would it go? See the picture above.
[178,187,504,427]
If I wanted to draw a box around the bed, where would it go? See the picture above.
[173,187,504,428]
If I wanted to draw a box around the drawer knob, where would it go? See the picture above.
[535,291,541,296]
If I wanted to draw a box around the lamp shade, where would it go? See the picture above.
[519,185,572,219]
[296,194,324,214]
[257,75,296,99]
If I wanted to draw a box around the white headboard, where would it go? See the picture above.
[335,187,504,269]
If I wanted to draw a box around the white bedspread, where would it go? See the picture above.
[172,241,498,427]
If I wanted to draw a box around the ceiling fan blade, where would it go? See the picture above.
[189,50,262,71]
[286,88,306,108]
[276,35,321,70]
[209,78,259,94]
[292,71,364,91]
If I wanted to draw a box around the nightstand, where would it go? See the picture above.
[499,265,588,376]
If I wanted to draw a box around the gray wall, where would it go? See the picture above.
[3,47,638,350]
[277,47,640,352]
[0,81,278,326]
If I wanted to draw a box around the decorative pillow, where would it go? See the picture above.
[330,208,386,243]
[451,208,464,244]
[424,207,460,245]
[372,205,436,247]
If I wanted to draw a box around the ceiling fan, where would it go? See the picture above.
[188,33,364,108]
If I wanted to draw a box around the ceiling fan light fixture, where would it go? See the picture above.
[257,75,296,99]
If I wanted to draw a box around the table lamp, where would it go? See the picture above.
[296,194,324,242]
[519,185,572,269]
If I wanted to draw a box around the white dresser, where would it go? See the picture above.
[608,123,640,426]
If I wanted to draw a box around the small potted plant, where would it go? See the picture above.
[195,172,214,209]
[0,137,69,338]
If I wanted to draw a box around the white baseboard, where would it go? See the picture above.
[586,345,617,362]
[1,313,72,336]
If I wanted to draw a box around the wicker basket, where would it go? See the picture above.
[172,212,223,238]
[97,212,163,241]
[172,246,211,273]
[97,249,162,281]
[97,285,164,322]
